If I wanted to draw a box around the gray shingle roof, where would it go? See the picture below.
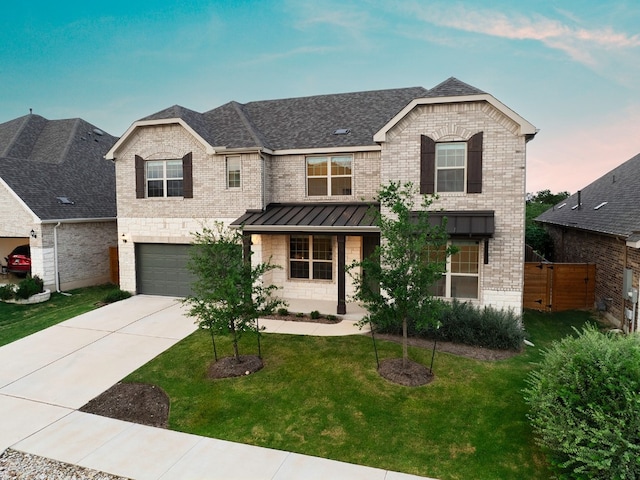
[137,77,484,151]
[536,152,640,238]
[0,114,117,221]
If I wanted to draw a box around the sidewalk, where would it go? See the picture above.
[0,295,436,480]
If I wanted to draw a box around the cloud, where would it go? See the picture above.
[399,2,640,69]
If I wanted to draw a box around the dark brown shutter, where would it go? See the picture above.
[135,155,145,199]
[467,132,483,194]
[420,135,435,194]
[182,152,193,198]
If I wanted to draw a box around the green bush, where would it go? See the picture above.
[310,310,321,319]
[524,326,640,479]
[432,300,525,350]
[15,275,44,299]
[277,307,289,316]
[0,284,16,300]
[376,299,524,350]
[102,288,132,304]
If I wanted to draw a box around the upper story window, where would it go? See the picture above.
[146,159,183,197]
[289,235,333,280]
[436,143,466,192]
[226,156,241,188]
[306,155,352,196]
[135,153,193,199]
[420,132,483,195]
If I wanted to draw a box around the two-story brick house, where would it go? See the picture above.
[106,78,536,314]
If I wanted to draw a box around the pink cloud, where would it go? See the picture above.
[527,107,640,194]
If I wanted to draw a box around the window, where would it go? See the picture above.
[436,143,466,192]
[146,159,183,197]
[226,156,241,188]
[430,241,480,299]
[306,156,352,196]
[420,132,483,194]
[289,235,333,280]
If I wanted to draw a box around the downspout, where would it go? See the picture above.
[53,222,72,296]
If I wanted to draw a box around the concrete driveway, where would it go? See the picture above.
[0,295,436,480]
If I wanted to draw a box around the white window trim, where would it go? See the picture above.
[435,142,467,194]
[226,155,241,189]
[306,155,353,197]
[146,159,183,198]
[439,240,480,299]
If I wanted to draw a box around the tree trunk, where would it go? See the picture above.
[231,325,241,363]
[402,315,408,369]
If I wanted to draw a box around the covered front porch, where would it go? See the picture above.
[232,202,379,316]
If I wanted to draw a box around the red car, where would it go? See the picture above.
[5,244,31,276]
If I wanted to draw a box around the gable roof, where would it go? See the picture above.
[536,152,640,239]
[108,77,521,159]
[0,114,118,221]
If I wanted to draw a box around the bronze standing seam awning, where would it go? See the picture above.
[232,203,494,238]
[231,203,379,234]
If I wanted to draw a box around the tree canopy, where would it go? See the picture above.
[347,181,455,369]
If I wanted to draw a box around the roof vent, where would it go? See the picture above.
[557,203,566,209]
[333,128,351,135]
[93,128,104,136]
[594,202,608,210]
[56,196,74,205]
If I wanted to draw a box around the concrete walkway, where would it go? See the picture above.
[0,295,437,480]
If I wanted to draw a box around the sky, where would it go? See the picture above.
[2,0,639,195]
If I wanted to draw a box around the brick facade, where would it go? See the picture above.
[112,89,533,313]
[545,225,637,327]
[382,101,527,311]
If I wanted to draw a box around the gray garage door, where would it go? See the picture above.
[136,243,195,297]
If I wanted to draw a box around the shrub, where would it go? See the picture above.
[277,307,289,316]
[102,288,132,304]
[15,275,44,299]
[310,310,321,319]
[524,326,640,479]
[375,299,525,350]
[295,312,304,318]
[432,300,524,350]
[0,283,16,300]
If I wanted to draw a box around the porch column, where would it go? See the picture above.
[337,234,346,314]
[242,233,252,264]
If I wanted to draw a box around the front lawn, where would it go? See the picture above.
[0,284,115,346]
[124,309,598,480]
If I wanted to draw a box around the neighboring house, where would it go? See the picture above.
[106,77,536,313]
[0,113,118,291]
[537,152,640,328]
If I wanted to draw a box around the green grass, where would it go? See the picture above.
[0,284,116,346]
[125,309,598,480]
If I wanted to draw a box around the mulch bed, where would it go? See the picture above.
[263,313,341,324]
[378,358,434,386]
[208,355,264,379]
[80,382,170,428]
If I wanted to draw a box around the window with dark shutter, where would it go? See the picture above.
[420,135,435,194]
[182,152,193,198]
[135,155,145,199]
[467,132,483,194]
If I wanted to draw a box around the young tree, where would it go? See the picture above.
[347,181,455,370]
[183,222,284,364]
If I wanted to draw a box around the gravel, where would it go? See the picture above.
[0,449,130,480]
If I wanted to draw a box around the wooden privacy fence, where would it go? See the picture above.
[524,262,595,312]
[109,246,119,285]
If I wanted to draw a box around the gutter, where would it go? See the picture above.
[53,222,71,296]
[40,217,116,225]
